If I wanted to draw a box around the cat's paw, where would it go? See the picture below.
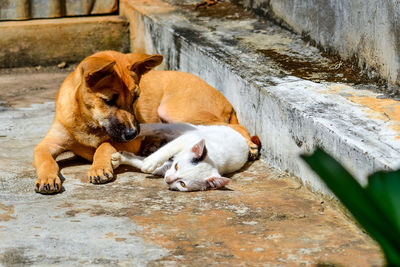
[152,161,172,176]
[111,152,122,169]
[141,156,161,174]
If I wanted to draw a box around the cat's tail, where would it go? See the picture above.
[139,123,197,141]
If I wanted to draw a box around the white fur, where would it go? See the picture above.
[111,123,249,191]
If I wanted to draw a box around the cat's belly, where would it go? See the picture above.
[220,151,248,174]
[212,139,249,174]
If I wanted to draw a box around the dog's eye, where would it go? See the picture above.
[179,181,186,188]
[132,92,139,105]
[129,71,139,82]
[175,163,178,171]
[103,94,118,106]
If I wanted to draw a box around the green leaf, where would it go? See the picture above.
[367,171,400,230]
[301,148,400,265]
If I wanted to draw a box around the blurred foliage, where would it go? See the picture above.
[301,148,400,266]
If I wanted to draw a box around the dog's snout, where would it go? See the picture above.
[105,115,139,143]
[123,128,138,141]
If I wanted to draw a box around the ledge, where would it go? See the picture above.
[0,16,129,68]
[120,0,400,194]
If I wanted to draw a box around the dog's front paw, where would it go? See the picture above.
[111,152,122,169]
[88,166,114,184]
[35,175,62,194]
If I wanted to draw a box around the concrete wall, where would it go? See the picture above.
[0,0,118,20]
[233,0,400,95]
[0,16,129,68]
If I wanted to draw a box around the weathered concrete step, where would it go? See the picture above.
[0,69,382,265]
[121,0,400,194]
[231,0,400,93]
[0,16,129,68]
[0,0,118,20]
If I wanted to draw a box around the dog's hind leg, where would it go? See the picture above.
[229,110,239,124]
[158,103,223,125]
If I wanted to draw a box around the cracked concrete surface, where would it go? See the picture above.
[0,68,383,265]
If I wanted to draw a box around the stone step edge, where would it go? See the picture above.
[120,0,400,194]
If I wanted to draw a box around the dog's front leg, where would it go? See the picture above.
[33,123,70,194]
[88,142,116,184]
[33,143,64,194]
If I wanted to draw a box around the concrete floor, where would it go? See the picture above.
[0,68,383,266]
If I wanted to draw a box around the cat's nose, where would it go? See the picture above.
[164,176,174,184]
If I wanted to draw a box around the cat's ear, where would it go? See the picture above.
[191,139,207,163]
[205,176,230,190]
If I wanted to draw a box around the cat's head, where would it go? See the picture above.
[164,139,230,192]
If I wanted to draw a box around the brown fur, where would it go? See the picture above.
[33,51,258,194]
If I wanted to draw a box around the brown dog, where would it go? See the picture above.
[33,51,258,194]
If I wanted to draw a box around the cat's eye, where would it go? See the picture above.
[175,163,178,171]
[179,181,186,188]
[103,94,118,106]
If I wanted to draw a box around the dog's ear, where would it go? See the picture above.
[130,54,163,80]
[81,57,116,87]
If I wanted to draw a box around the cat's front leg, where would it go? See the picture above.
[152,161,173,176]
[111,152,145,170]
[141,138,186,173]
[140,152,168,173]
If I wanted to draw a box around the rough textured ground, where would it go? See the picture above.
[0,69,383,265]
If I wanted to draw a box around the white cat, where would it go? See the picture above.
[111,123,250,191]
